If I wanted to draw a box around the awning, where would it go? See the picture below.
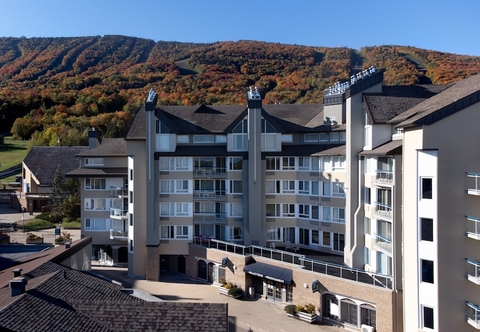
[358,140,402,156]
[243,262,293,285]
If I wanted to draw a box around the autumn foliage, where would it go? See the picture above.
[1,36,479,143]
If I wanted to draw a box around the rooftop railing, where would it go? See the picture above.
[193,236,393,289]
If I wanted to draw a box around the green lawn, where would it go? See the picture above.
[0,136,29,184]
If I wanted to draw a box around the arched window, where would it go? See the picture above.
[322,293,339,320]
[340,298,358,326]
[360,304,376,328]
[197,260,207,280]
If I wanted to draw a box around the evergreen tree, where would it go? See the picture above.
[51,164,66,206]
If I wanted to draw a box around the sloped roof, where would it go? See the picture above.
[363,84,452,124]
[389,74,480,127]
[23,146,88,187]
[76,138,126,157]
[126,103,340,140]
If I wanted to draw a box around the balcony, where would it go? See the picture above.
[467,173,480,195]
[110,186,128,197]
[374,202,392,220]
[467,216,480,240]
[373,233,392,254]
[110,228,128,242]
[467,302,480,329]
[110,208,127,219]
[193,190,226,200]
[374,170,393,185]
[193,167,226,178]
[194,212,227,223]
[467,259,480,285]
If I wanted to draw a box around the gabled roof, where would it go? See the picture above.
[23,146,88,187]
[363,84,452,124]
[389,74,480,127]
[126,102,344,140]
[76,138,126,157]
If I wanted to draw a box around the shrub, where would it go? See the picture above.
[284,304,296,315]
[228,285,243,297]
[295,305,305,313]
[36,212,51,221]
[24,220,55,232]
[26,232,42,240]
[224,282,233,289]
[305,304,316,314]
[219,277,227,286]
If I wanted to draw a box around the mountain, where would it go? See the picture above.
[1,35,479,141]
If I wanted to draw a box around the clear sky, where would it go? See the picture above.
[1,0,480,56]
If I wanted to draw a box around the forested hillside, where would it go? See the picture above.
[1,36,479,144]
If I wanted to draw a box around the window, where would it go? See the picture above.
[281,134,293,143]
[229,226,243,240]
[266,227,281,241]
[333,233,344,252]
[360,304,376,328]
[364,217,371,235]
[311,181,319,196]
[229,203,243,217]
[265,180,280,194]
[299,228,310,245]
[194,201,215,214]
[321,182,332,197]
[333,182,345,197]
[421,260,434,283]
[266,157,281,170]
[377,220,392,241]
[364,247,371,265]
[322,232,330,246]
[84,198,107,211]
[298,181,310,194]
[340,299,358,326]
[85,158,104,166]
[177,135,189,143]
[339,132,346,141]
[129,191,133,204]
[129,213,133,226]
[421,218,433,241]
[282,204,295,217]
[215,135,227,143]
[160,225,190,239]
[85,178,106,190]
[321,157,332,171]
[283,227,295,243]
[266,204,281,217]
[229,157,243,170]
[155,120,170,134]
[129,239,133,252]
[311,206,319,220]
[322,207,331,221]
[298,157,310,170]
[193,135,214,143]
[312,230,319,244]
[422,178,433,199]
[330,132,340,142]
[304,133,318,142]
[423,306,434,329]
[85,218,108,231]
[319,133,328,142]
[232,119,248,150]
[282,157,295,170]
[160,157,190,171]
[282,180,295,194]
[332,207,345,223]
[298,204,310,218]
[332,156,346,170]
[160,203,190,216]
[229,180,242,194]
[176,180,189,193]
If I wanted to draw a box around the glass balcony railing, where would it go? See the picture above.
[466,301,480,330]
[193,167,226,177]
[374,202,392,220]
[110,186,128,197]
[110,208,127,219]
[373,233,392,254]
[375,170,393,185]
[193,212,227,223]
[466,259,480,285]
[109,228,128,241]
[467,173,480,195]
[467,216,480,240]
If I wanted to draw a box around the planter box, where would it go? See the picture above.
[296,311,318,324]
[218,286,242,299]
[26,238,44,244]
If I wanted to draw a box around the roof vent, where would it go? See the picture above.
[12,268,22,278]
[10,277,27,297]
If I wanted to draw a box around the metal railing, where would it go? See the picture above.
[193,237,393,289]
[374,202,392,220]
[467,172,480,195]
[110,186,128,197]
[373,233,392,254]
[110,229,128,241]
[375,170,393,184]
[110,208,127,218]
[193,167,226,177]
[467,216,480,240]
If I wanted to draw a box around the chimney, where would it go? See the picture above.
[145,88,158,112]
[10,277,27,297]
[88,127,101,149]
[12,268,22,278]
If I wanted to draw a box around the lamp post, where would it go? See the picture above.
[21,207,25,232]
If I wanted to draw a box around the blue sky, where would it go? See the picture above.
[2,0,480,56]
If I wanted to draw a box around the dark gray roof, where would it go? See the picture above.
[363,84,452,124]
[0,261,228,332]
[389,74,480,127]
[23,146,88,186]
[359,140,403,156]
[77,138,126,157]
[126,102,342,140]
[66,167,128,178]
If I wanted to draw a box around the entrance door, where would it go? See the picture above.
[266,280,283,302]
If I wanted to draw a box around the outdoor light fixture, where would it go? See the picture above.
[312,280,320,293]
[221,257,228,266]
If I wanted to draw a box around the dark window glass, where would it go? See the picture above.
[422,178,432,199]
[423,306,434,329]
[421,260,434,283]
[421,218,433,241]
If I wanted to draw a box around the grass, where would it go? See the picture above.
[0,136,29,184]
[19,219,56,232]
[62,220,81,229]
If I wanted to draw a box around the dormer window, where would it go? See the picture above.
[155,120,170,134]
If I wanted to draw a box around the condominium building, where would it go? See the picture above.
[70,68,480,331]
